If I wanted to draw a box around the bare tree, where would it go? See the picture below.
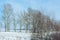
[2,4,13,32]
[19,8,36,32]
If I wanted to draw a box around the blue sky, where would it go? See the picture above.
[0,0,60,20]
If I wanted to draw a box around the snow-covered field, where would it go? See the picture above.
[0,32,32,40]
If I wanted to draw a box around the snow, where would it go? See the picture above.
[0,32,32,40]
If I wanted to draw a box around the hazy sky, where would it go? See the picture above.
[0,0,60,20]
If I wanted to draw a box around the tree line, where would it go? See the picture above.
[0,3,60,40]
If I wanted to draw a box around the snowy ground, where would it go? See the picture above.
[0,32,32,40]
